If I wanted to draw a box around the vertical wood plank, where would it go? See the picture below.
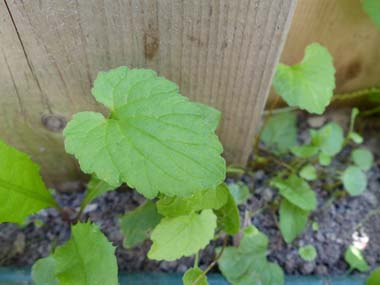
[1,0,296,185]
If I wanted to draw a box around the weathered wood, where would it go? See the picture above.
[1,0,296,186]
[269,0,380,104]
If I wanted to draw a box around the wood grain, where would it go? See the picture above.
[1,0,296,186]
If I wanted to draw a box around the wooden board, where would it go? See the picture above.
[1,0,296,187]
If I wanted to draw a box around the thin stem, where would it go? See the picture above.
[194,252,200,268]
[258,146,295,172]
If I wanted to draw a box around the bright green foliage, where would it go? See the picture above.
[342,166,367,196]
[318,153,332,166]
[273,43,335,114]
[366,268,380,285]
[299,164,317,181]
[362,0,380,27]
[32,256,58,285]
[351,148,374,171]
[348,108,363,144]
[82,175,116,208]
[218,226,284,285]
[214,184,241,235]
[261,112,297,154]
[156,184,228,217]
[227,182,250,205]
[0,140,57,224]
[299,245,317,261]
[64,67,225,199]
[279,199,309,243]
[349,132,364,144]
[311,122,344,156]
[148,210,217,261]
[119,201,162,248]
[344,246,369,272]
[312,221,319,231]
[271,175,317,211]
[291,145,319,158]
[182,268,208,285]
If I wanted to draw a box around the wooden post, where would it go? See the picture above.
[0,0,296,187]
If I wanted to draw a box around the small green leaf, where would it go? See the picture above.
[0,140,57,224]
[227,182,250,205]
[148,210,217,261]
[182,268,208,285]
[82,175,117,208]
[299,245,317,261]
[319,153,332,166]
[312,221,319,231]
[279,199,309,243]
[349,132,364,144]
[214,184,241,235]
[64,67,225,199]
[32,256,58,285]
[351,148,374,171]
[119,201,162,248]
[273,43,335,114]
[342,166,367,196]
[291,145,319,158]
[261,112,297,154]
[54,222,118,285]
[156,184,228,217]
[271,175,317,211]
[366,268,380,285]
[344,245,369,272]
[299,164,317,181]
[362,0,380,27]
[311,122,344,156]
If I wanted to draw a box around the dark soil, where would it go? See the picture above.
[0,110,379,275]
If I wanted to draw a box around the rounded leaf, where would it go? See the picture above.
[299,245,317,261]
[351,148,373,171]
[342,166,367,196]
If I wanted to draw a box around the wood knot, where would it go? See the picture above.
[41,114,67,132]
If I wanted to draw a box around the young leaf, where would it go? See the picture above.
[299,164,317,181]
[279,199,309,243]
[311,122,344,156]
[32,256,58,285]
[148,210,217,261]
[349,132,364,144]
[0,140,57,224]
[156,184,228,217]
[64,67,225,199]
[182,268,208,285]
[312,221,319,231]
[299,245,317,261]
[271,175,317,211]
[81,175,117,208]
[351,148,374,171]
[362,0,380,27]
[218,226,284,285]
[318,153,332,166]
[260,112,297,154]
[291,145,319,158]
[119,201,162,248]
[227,182,250,205]
[273,43,335,114]
[344,245,369,272]
[366,268,380,285]
[342,166,367,196]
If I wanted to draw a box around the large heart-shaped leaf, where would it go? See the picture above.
[64,67,225,199]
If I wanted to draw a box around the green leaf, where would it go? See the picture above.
[182,268,208,285]
[218,226,284,285]
[54,222,118,285]
[362,0,380,27]
[291,145,319,158]
[32,256,58,285]
[0,140,57,224]
[148,209,217,261]
[299,245,317,261]
[227,182,250,205]
[271,175,317,211]
[82,175,117,208]
[344,245,369,272]
[318,153,332,166]
[299,164,317,181]
[214,184,241,235]
[349,132,364,144]
[311,122,344,156]
[312,221,319,231]
[64,67,225,199]
[273,43,335,114]
[261,112,297,154]
[366,268,380,285]
[342,166,367,196]
[156,184,228,217]
[119,201,162,248]
[351,148,374,171]
[279,199,309,243]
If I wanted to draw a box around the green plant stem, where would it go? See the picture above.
[258,146,295,172]
[194,252,200,268]
[361,106,380,117]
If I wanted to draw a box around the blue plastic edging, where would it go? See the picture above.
[0,268,367,285]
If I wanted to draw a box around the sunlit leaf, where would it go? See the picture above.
[182,268,208,285]
[342,166,367,196]
[32,256,58,285]
[299,164,317,181]
[366,268,380,285]
[344,245,369,272]
[299,245,317,261]
[311,122,343,156]
[351,148,374,171]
